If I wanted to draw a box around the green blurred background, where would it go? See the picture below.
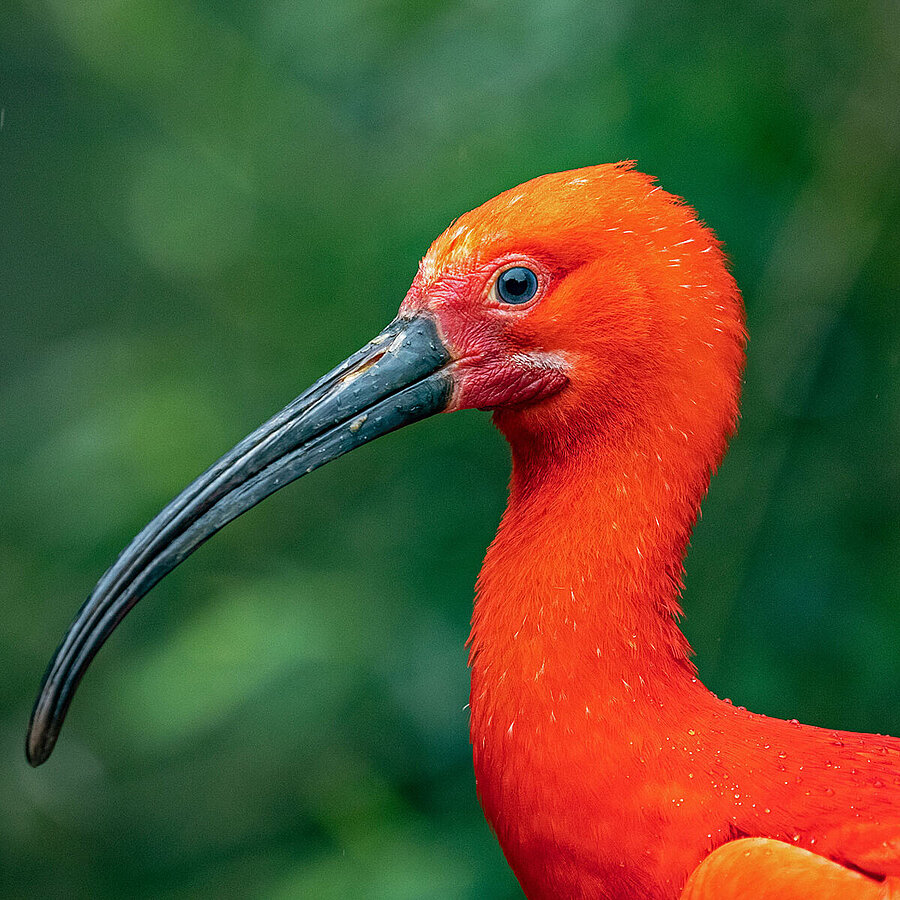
[2,0,898,896]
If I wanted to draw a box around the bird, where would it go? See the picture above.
[27,163,900,899]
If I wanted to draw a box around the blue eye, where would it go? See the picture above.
[496,267,539,305]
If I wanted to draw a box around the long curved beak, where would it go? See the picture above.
[26,313,453,767]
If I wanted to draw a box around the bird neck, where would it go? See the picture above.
[469,417,720,735]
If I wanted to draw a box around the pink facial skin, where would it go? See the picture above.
[398,257,571,413]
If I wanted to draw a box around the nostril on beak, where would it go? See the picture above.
[339,351,386,387]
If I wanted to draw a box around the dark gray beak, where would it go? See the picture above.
[26,313,453,767]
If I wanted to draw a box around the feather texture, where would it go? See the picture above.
[403,165,900,898]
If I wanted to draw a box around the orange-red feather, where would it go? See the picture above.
[680,838,900,900]
[409,165,899,898]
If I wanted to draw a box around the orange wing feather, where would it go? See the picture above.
[680,839,900,900]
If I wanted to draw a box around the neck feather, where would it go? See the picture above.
[468,417,724,727]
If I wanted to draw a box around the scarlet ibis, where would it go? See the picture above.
[27,163,899,898]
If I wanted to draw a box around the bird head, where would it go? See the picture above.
[401,163,745,458]
[26,163,745,766]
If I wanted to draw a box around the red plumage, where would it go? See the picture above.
[403,164,900,898]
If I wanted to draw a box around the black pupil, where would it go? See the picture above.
[497,267,538,304]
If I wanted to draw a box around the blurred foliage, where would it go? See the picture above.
[1,0,899,896]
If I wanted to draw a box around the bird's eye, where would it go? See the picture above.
[495,267,539,305]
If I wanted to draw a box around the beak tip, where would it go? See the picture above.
[25,708,55,767]
[25,737,49,768]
